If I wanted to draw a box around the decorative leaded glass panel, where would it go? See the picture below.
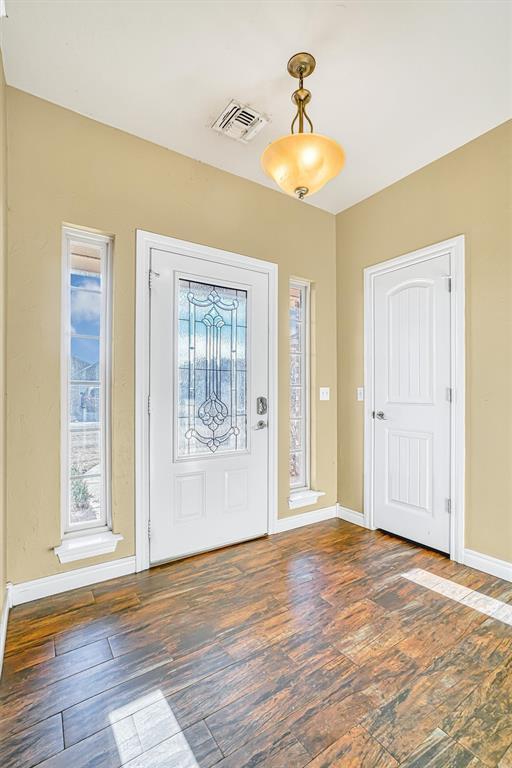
[290,355,301,387]
[289,283,308,489]
[290,450,303,485]
[177,279,247,457]
[290,419,302,450]
[290,387,302,419]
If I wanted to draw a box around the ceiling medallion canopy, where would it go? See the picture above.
[261,52,345,200]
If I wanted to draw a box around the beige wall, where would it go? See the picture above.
[5,84,511,585]
[336,120,512,563]
[6,87,337,584]
[0,58,6,609]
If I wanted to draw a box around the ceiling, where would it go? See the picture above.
[1,1,511,213]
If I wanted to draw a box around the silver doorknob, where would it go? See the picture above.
[254,420,267,430]
[376,411,386,420]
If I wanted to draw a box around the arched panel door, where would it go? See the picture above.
[373,254,451,552]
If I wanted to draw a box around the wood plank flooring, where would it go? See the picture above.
[1,520,512,767]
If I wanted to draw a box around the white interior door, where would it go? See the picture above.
[149,246,269,563]
[373,253,451,552]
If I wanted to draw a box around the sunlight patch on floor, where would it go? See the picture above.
[109,689,200,767]
[402,568,512,626]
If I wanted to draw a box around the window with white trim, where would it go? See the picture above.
[289,280,310,490]
[62,228,112,535]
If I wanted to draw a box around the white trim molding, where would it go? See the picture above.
[337,504,367,528]
[136,230,278,572]
[54,531,123,564]
[463,549,512,583]
[10,556,136,606]
[0,585,11,679]
[271,505,337,534]
[363,235,465,562]
[288,489,325,510]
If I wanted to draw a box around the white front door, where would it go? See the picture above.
[149,245,269,563]
[373,253,451,552]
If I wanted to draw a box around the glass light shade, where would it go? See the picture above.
[261,132,345,198]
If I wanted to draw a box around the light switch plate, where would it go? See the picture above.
[319,387,330,401]
[357,387,364,401]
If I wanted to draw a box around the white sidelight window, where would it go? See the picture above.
[56,227,122,563]
[288,279,325,510]
[289,280,310,490]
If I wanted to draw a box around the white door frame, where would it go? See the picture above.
[135,230,278,572]
[364,235,465,562]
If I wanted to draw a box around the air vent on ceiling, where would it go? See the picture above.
[212,100,268,143]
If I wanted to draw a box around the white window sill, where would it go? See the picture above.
[288,489,326,510]
[54,531,123,564]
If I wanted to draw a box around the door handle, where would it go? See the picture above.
[253,420,267,430]
[375,411,386,420]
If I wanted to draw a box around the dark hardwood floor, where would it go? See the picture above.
[1,519,512,767]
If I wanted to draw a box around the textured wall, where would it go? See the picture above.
[7,86,510,586]
[6,88,337,584]
[336,120,512,562]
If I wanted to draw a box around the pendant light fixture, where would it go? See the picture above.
[261,52,345,200]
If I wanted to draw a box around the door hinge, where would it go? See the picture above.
[147,519,152,539]
[147,395,151,415]
[372,410,375,419]
[446,498,452,515]
[446,387,453,402]
[447,276,452,292]
[148,269,160,289]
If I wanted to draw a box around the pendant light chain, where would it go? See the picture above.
[261,52,345,199]
[291,66,314,135]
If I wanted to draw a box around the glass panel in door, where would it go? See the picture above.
[177,279,247,458]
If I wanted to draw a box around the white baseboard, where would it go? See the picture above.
[271,505,337,534]
[0,587,11,677]
[463,549,512,583]
[10,556,137,606]
[0,584,11,678]
[337,504,367,528]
